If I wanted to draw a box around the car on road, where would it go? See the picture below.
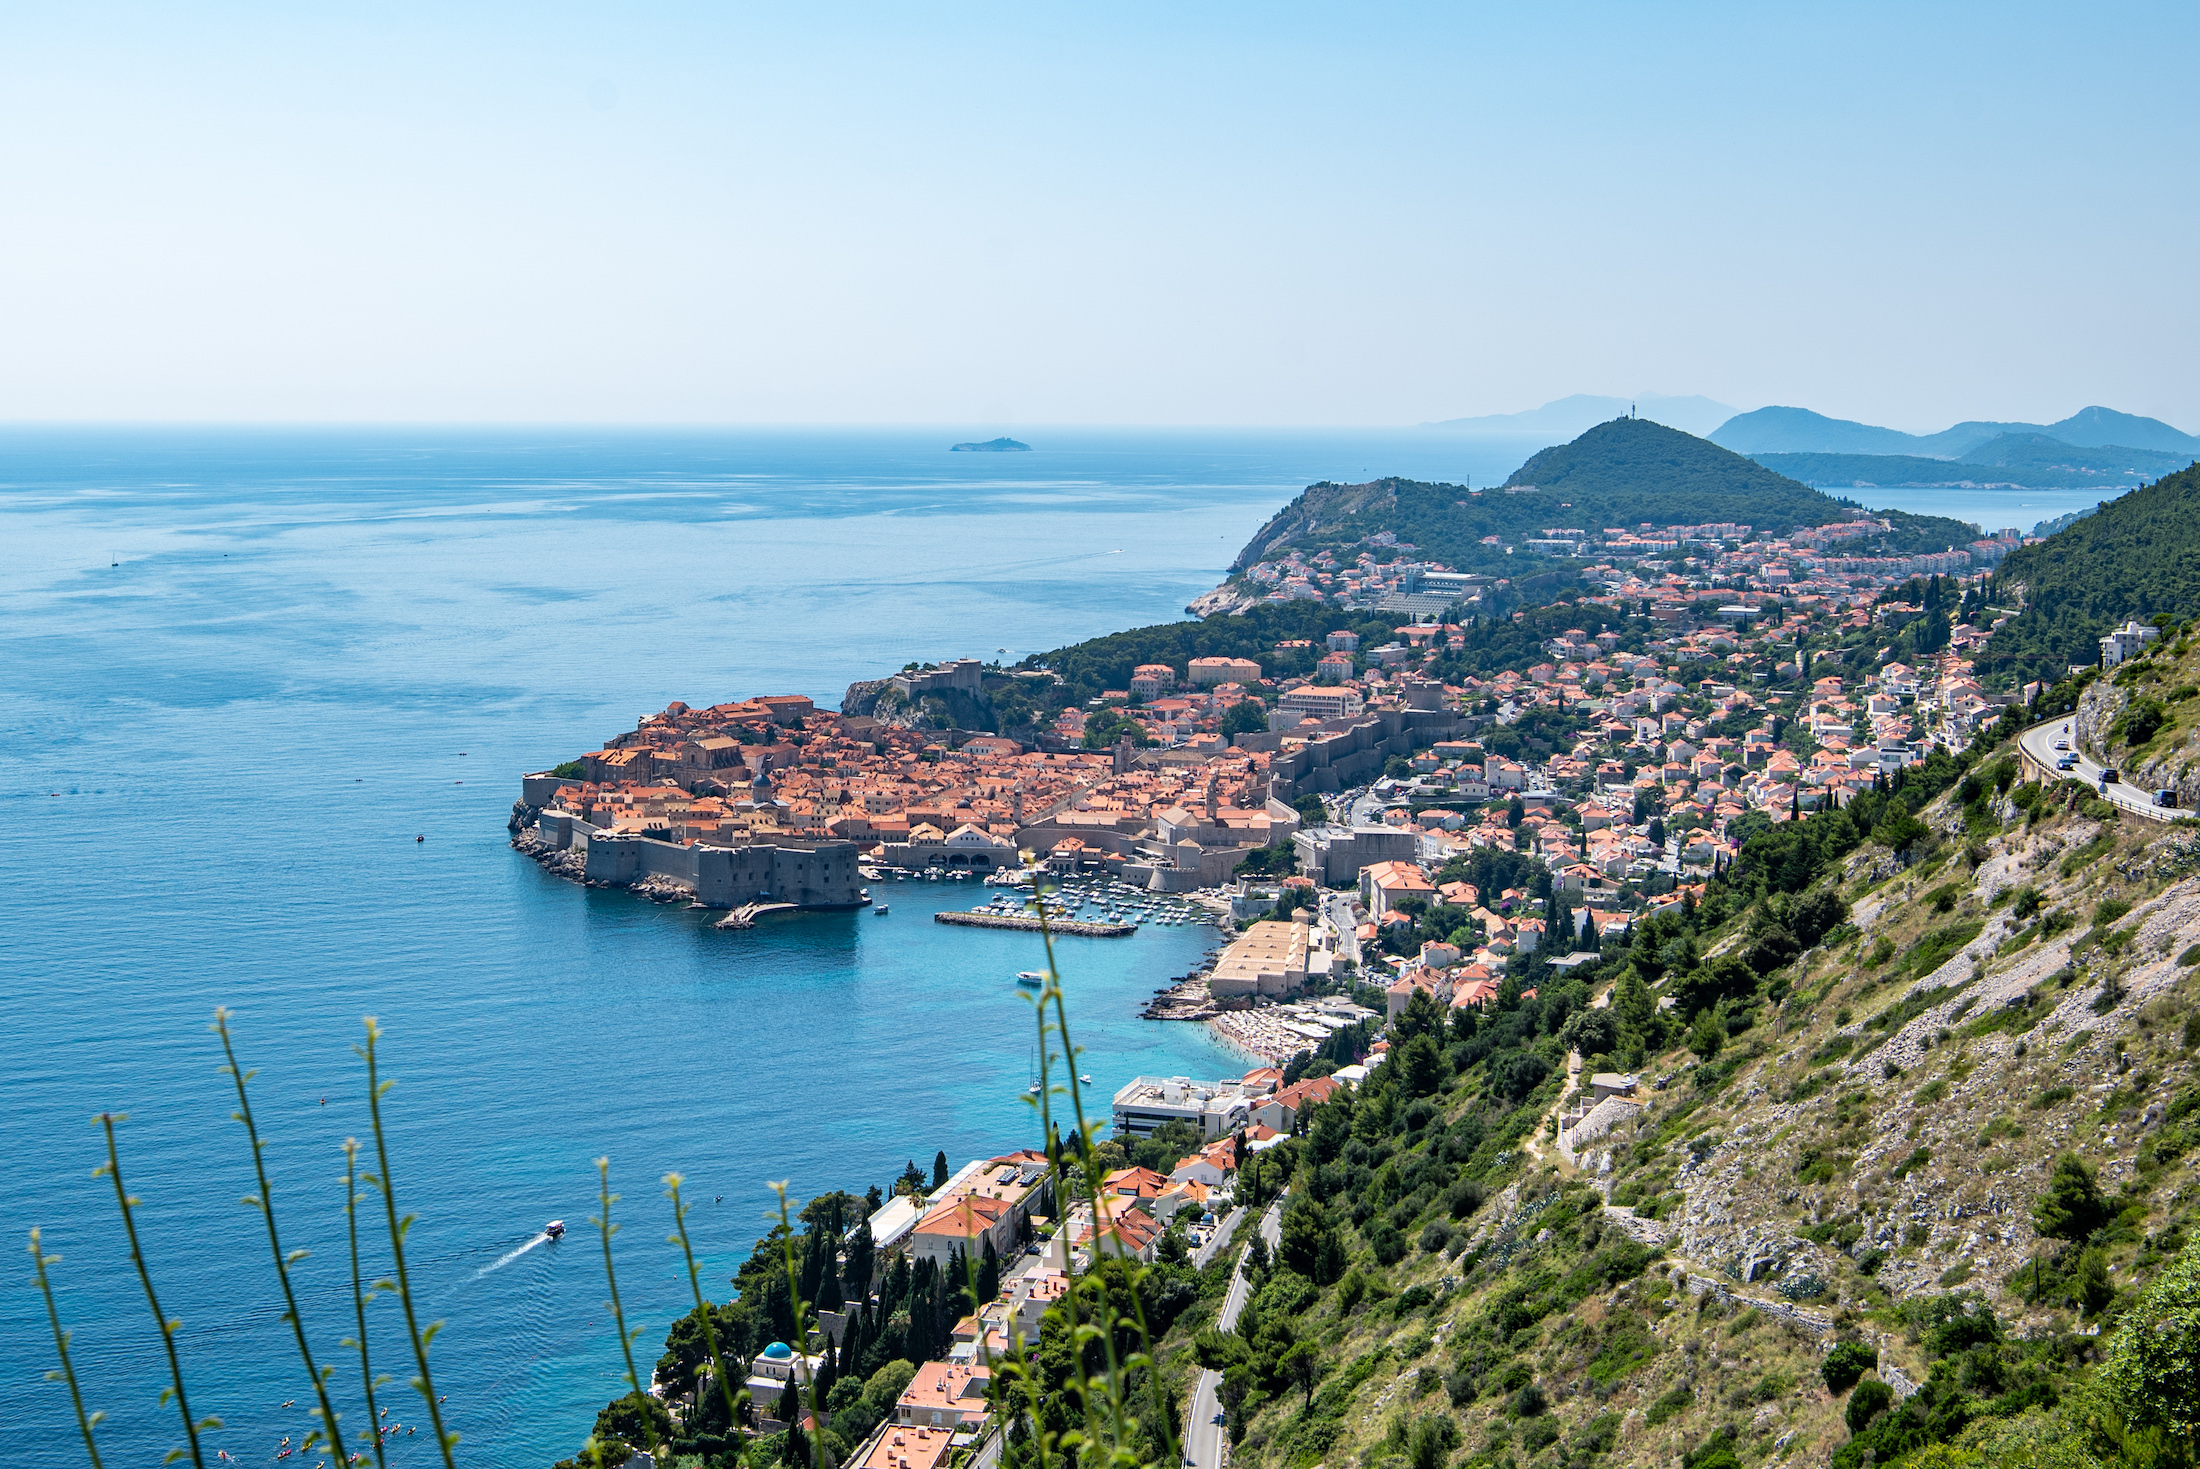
[2102,769,2121,784]
[2157,789,2179,808]
[2057,756,2077,771]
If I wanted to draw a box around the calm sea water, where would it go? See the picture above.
[0,426,1554,1469]
[0,425,2086,1467]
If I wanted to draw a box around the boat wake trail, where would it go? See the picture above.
[476,1232,551,1277]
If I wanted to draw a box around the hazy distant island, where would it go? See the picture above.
[951,436,1031,452]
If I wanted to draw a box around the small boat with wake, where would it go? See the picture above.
[1015,970,1046,988]
[544,1220,566,1240]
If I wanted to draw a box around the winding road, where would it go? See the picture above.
[2015,715,2185,821]
[1183,1201,1284,1469]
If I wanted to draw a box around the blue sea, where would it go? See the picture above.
[0,425,2099,1467]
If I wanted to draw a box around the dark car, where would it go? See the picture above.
[2157,789,2179,808]
[2102,769,2120,784]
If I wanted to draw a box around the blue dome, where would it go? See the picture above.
[761,1342,793,1360]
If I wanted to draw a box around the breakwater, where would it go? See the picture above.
[934,911,1134,937]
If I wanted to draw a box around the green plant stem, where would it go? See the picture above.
[97,1112,210,1469]
[771,1182,820,1469]
[357,1019,457,1469]
[214,1009,345,1457]
[28,1227,106,1469]
[342,1140,388,1469]
[665,1173,746,1461]
[1036,893,1176,1469]
[593,1159,658,1466]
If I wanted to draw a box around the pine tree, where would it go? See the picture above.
[977,1236,1000,1304]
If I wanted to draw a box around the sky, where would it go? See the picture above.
[2,2,2195,431]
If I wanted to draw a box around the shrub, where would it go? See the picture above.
[2032,1153,2114,1241]
[1644,1384,1694,1427]
[2111,696,2169,748]
[1845,1377,1894,1434]
[1444,1177,1488,1219]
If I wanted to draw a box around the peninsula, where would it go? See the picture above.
[950,436,1030,452]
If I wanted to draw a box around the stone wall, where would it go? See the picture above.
[583,834,863,908]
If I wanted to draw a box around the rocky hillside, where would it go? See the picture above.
[1205,724,2200,1469]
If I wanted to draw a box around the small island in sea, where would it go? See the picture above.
[950,436,1031,452]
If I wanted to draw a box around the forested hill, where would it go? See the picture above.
[1499,418,1852,531]
[1228,419,1975,576]
[1757,434,2194,493]
[1981,462,2200,680]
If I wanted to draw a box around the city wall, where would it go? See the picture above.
[1265,708,1462,800]
[580,832,865,908]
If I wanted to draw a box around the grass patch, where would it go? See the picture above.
[1899,920,1986,983]
[2032,1084,2076,1109]
[2061,833,2117,879]
[1961,988,2051,1040]
[1583,1324,1658,1388]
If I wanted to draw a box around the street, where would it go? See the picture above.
[1182,1201,1284,1469]
[2016,715,2184,821]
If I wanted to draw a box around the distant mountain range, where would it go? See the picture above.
[1423,393,1738,439]
[1755,433,2195,492]
[1711,404,2200,459]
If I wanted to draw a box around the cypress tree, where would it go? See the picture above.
[932,1150,950,1189]
[844,1219,874,1297]
[977,1236,999,1306]
[818,1256,844,1314]
[798,1228,825,1307]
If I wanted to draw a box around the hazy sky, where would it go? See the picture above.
[3,3,2194,430]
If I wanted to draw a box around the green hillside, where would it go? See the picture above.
[1981,462,2200,679]
[1757,435,2191,493]
[1229,419,1975,576]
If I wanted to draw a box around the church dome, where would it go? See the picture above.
[761,1341,794,1360]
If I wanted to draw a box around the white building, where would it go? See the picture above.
[1278,686,1364,721]
[2101,620,2161,668]
[1111,1074,1268,1138]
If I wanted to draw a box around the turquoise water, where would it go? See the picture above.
[0,426,1549,1469]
